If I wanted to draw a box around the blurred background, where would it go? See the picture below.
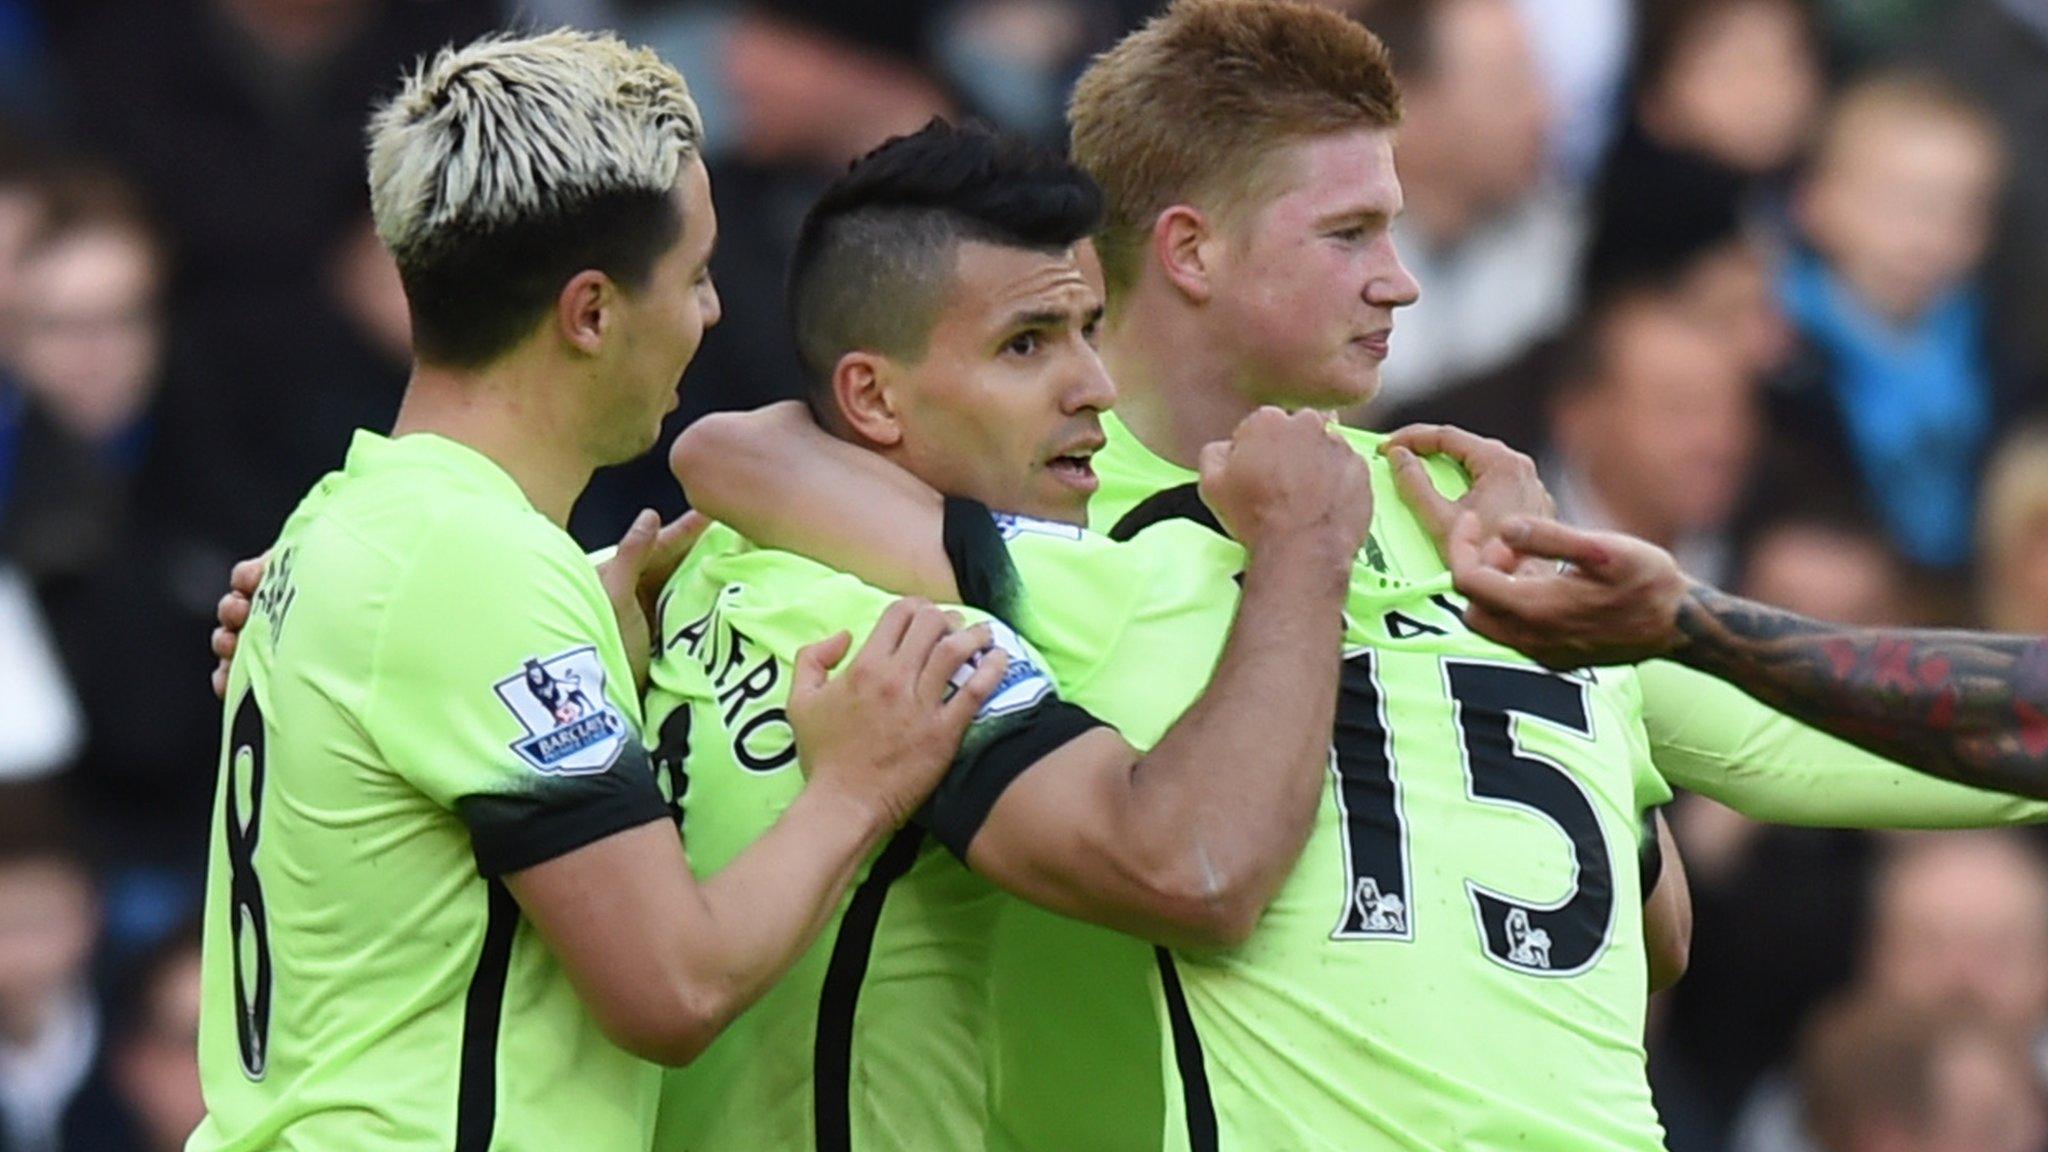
[0,0,2043,1149]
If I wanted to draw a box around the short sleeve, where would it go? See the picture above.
[367,511,670,876]
[922,619,1108,859]
[941,498,1222,698]
[689,541,1112,862]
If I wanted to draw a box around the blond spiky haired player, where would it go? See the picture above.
[189,31,1005,1152]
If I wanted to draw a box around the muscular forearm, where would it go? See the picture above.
[1671,582,2048,800]
[1124,538,1351,939]
[672,405,954,596]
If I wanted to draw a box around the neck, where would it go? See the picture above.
[390,358,594,527]
[1099,291,1261,470]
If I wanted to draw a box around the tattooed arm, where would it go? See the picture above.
[1664,585,2048,798]
[1441,513,2048,798]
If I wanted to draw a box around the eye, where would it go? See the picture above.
[1004,331,1042,357]
[1082,317,1101,347]
[1331,225,1370,243]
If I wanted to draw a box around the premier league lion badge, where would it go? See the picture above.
[494,646,628,776]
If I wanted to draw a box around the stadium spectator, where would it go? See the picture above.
[11,169,161,464]
[1362,0,1580,409]
[0,167,165,791]
[1628,0,1823,178]
[1545,291,1760,585]
[1928,0,2048,387]
[0,149,83,782]
[1774,73,2018,574]
[96,925,204,1152]
[1796,997,2045,1152]
[1388,168,1792,460]
[0,164,200,903]
[0,784,116,1152]
[1594,0,1823,283]
[1977,425,2048,634]
[44,0,499,551]
[1729,832,2048,1152]
[1738,509,1908,629]
[323,216,408,372]
[1583,155,1796,381]
[1864,834,2048,1038]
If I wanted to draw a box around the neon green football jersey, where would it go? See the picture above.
[190,432,672,1152]
[644,525,1105,1152]
[983,410,2048,1152]
[971,411,1671,1152]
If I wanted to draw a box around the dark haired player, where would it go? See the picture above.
[645,119,1376,1150]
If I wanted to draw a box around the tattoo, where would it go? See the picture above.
[1674,582,2048,799]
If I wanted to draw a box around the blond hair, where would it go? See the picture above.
[367,28,703,265]
[1068,0,1401,295]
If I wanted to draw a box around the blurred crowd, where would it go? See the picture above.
[0,0,2043,1149]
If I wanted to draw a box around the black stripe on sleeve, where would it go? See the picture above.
[1109,482,1225,543]
[815,826,927,1152]
[458,739,672,878]
[1639,810,1665,898]
[454,879,520,1152]
[924,700,1108,861]
[1157,946,1219,1152]
[941,496,1024,618]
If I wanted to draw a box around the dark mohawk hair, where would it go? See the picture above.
[787,119,1103,410]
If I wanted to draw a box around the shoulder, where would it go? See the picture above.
[409,498,600,595]
[688,538,917,661]
[365,500,615,684]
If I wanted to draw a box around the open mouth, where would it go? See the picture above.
[1047,447,1100,488]
[1048,450,1097,477]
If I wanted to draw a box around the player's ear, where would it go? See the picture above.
[556,269,614,357]
[831,352,903,448]
[1153,205,1216,305]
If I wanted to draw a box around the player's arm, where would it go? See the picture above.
[510,603,1009,1064]
[948,411,1372,948]
[1442,515,2048,804]
[670,401,960,600]
[1642,812,1690,992]
[687,406,1369,944]
[366,522,1004,1067]
[1637,657,2048,825]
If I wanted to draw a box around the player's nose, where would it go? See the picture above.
[1064,348,1118,414]
[1367,238,1421,309]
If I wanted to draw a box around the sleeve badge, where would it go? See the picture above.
[494,646,628,776]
